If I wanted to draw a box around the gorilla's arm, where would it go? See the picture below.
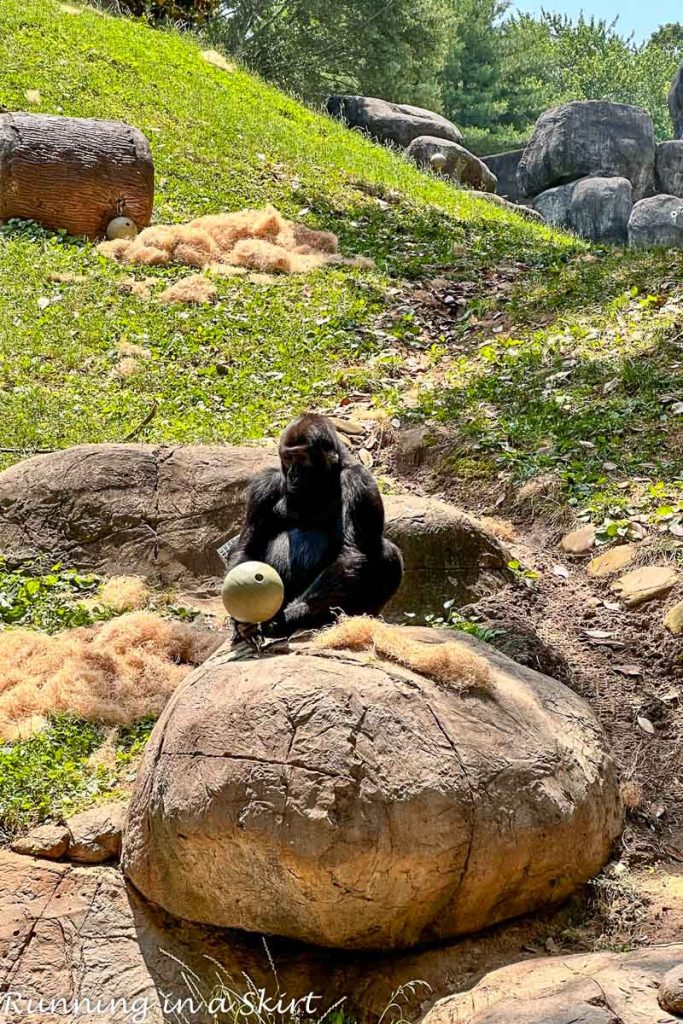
[271,464,385,634]
[225,468,283,571]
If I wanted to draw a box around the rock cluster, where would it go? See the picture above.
[326,94,497,193]
[516,97,683,247]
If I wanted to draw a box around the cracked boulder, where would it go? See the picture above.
[122,627,622,950]
[420,944,683,1024]
[0,444,511,616]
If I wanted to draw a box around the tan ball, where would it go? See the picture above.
[430,152,447,173]
[221,561,284,624]
[106,216,138,241]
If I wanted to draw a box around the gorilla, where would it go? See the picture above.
[224,413,403,638]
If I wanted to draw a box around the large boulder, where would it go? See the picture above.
[531,181,577,229]
[122,627,622,950]
[481,148,526,202]
[421,945,683,1024]
[655,140,683,197]
[326,95,463,149]
[517,101,656,200]
[628,195,683,248]
[0,444,511,616]
[669,60,683,139]
[406,136,497,192]
[571,176,633,244]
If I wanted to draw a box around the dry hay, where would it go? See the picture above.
[159,274,217,305]
[0,612,201,741]
[313,616,492,692]
[98,575,151,613]
[97,205,341,276]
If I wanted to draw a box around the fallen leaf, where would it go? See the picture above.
[583,628,614,640]
[671,402,683,415]
[637,715,656,735]
[358,449,373,468]
[552,564,570,578]
[37,296,50,310]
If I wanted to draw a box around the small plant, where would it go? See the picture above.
[0,558,107,633]
[506,559,540,589]
[0,714,156,841]
[421,600,506,645]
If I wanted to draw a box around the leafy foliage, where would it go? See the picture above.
[0,715,155,840]
[0,559,104,633]
[442,7,683,153]
[204,0,454,107]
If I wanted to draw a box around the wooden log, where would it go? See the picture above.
[0,112,154,239]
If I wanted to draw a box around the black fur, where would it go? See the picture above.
[226,413,403,635]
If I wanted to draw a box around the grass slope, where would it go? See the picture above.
[0,0,680,531]
[0,0,573,456]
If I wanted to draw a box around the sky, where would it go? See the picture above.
[511,0,678,43]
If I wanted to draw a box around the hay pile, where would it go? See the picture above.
[97,205,343,275]
[314,617,492,692]
[0,612,201,741]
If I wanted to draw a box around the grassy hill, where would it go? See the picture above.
[0,0,681,532]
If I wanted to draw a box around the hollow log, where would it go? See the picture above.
[0,112,154,239]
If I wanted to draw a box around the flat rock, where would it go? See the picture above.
[587,543,638,578]
[65,800,126,863]
[560,524,595,554]
[663,600,683,635]
[406,136,497,192]
[122,626,621,950]
[421,945,683,1024]
[0,849,625,1023]
[0,444,511,619]
[11,823,70,860]
[611,565,678,607]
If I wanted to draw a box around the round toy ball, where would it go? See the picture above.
[429,152,447,173]
[106,216,138,241]
[221,561,285,624]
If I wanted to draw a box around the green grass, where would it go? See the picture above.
[0,0,680,524]
[413,248,683,525]
[0,0,577,466]
[0,714,154,840]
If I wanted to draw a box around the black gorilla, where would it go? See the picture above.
[225,413,403,637]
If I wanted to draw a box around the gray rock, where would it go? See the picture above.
[656,140,683,197]
[326,94,462,149]
[629,194,683,248]
[532,181,577,229]
[481,148,526,201]
[571,176,633,244]
[669,61,683,139]
[406,136,497,192]
[518,101,655,200]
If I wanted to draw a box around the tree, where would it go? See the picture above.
[208,0,454,107]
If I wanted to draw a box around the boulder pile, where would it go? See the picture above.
[515,98,683,247]
[326,94,497,193]
[122,625,622,950]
